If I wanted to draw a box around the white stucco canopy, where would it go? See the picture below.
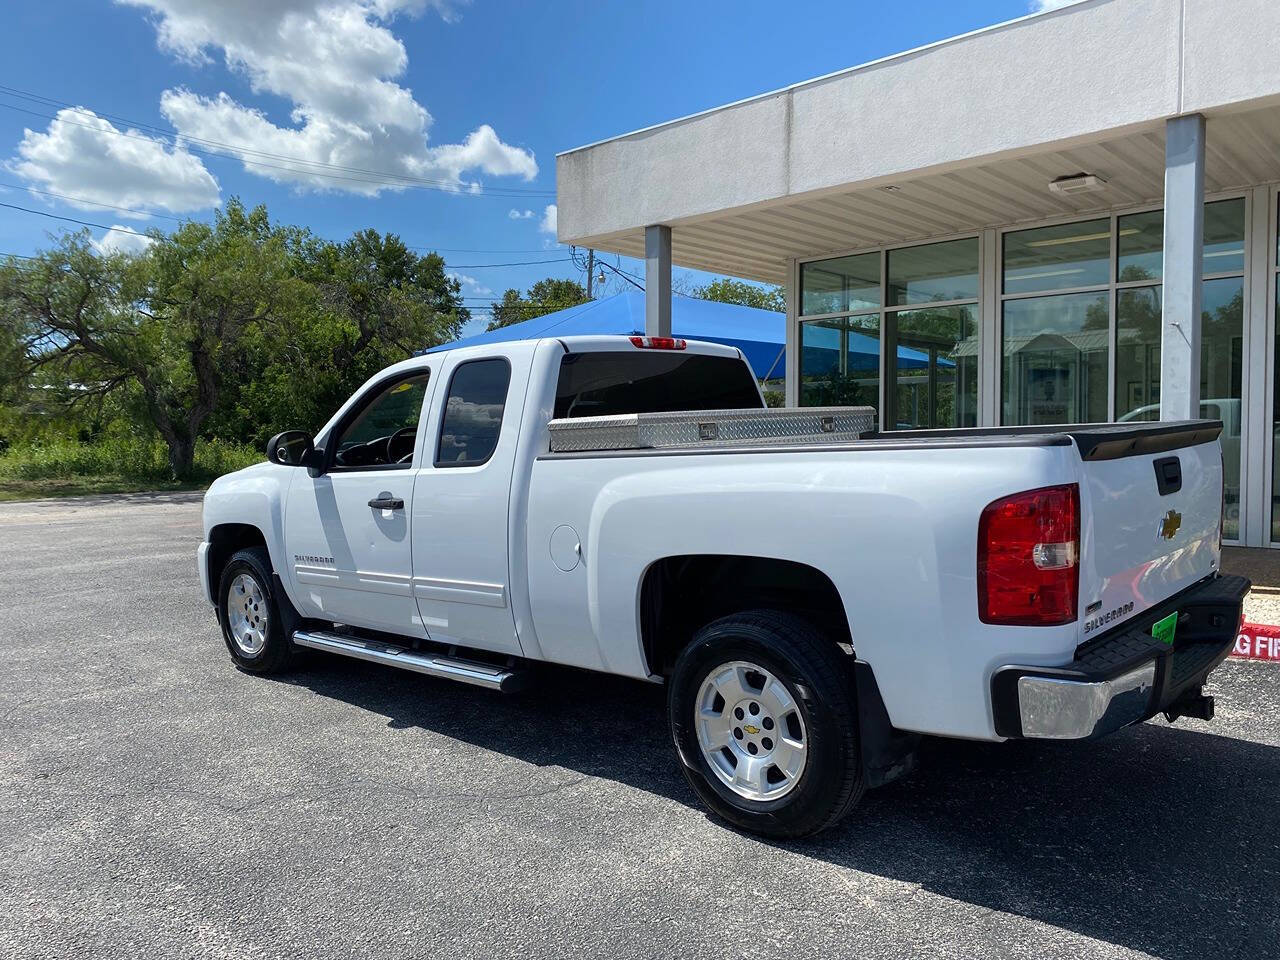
[557,0,1280,284]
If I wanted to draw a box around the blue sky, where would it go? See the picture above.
[0,0,1060,335]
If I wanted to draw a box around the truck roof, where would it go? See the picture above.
[421,334,743,360]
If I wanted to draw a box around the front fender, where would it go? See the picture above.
[201,462,296,601]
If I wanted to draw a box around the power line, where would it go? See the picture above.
[447,258,572,268]
[0,201,575,268]
[0,182,188,223]
[0,201,152,238]
[572,246,644,291]
[0,180,565,255]
[0,87,556,199]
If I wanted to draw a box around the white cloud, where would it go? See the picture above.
[539,203,557,236]
[9,108,220,217]
[448,271,492,297]
[119,0,538,195]
[93,226,157,256]
[508,208,533,220]
[1029,0,1083,11]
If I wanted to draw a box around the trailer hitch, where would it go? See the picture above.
[1164,687,1215,724]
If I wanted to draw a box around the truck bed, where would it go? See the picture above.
[545,412,1223,461]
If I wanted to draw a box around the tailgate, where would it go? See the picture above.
[1076,422,1224,638]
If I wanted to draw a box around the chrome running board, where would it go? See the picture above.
[292,629,526,692]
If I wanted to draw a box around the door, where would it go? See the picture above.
[411,355,523,655]
[283,369,433,636]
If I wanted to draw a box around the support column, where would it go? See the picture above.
[784,259,800,407]
[979,228,999,426]
[1242,186,1272,545]
[645,224,672,338]
[1160,114,1206,422]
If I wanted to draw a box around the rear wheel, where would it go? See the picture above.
[217,546,297,674]
[668,610,864,838]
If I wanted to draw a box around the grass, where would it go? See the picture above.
[0,436,262,502]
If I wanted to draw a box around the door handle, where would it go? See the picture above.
[368,496,404,510]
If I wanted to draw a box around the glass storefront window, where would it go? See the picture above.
[1204,198,1246,275]
[886,305,978,429]
[1202,276,1243,540]
[1002,291,1109,425]
[1274,284,1280,542]
[798,314,880,412]
[800,253,878,316]
[1115,285,1163,419]
[886,238,979,306]
[1003,218,1110,295]
[1274,195,1280,542]
[1117,210,1164,283]
[800,238,979,427]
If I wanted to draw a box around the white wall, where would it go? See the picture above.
[558,0,1280,247]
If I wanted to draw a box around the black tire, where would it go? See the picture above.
[668,610,864,839]
[216,546,298,675]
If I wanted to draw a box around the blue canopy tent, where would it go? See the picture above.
[429,290,954,381]
[428,290,788,378]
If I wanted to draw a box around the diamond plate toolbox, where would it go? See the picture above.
[547,406,877,453]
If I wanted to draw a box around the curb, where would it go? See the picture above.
[1233,623,1280,662]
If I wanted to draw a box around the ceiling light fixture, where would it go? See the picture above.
[1048,173,1107,196]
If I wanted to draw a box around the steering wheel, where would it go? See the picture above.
[386,426,417,465]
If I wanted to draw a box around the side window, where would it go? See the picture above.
[331,372,430,470]
[436,358,511,467]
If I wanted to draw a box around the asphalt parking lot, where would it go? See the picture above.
[1,493,1278,960]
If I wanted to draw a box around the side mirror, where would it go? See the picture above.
[266,431,320,468]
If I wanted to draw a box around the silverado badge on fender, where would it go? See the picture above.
[1159,509,1182,540]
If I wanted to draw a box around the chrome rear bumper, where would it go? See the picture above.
[1015,663,1156,739]
[991,573,1249,740]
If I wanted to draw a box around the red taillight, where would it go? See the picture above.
[629,335,687,350]
[978,483,1079,626]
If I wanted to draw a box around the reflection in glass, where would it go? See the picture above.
[1274,283,1280,541]
[885,305,977,429]
[1204,199,1245,275]
[1002,291,1109,425]
[1115,285,1163,419]
[886,238,979,306]
[1117,211,1163,283]
[799,314,880,414]
[1201,276,1242,540]
[1003,218,1110,295]
[800,253,879,316]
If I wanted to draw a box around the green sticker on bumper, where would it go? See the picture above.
[1152,611,1179,646]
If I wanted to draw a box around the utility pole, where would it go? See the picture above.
[586,248,595,299]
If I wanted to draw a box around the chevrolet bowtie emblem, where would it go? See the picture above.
[1159,509,1182,540]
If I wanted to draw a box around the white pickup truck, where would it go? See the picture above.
[198,334,1248,838]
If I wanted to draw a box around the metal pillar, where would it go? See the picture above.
[784,260,800,407]
[645,224,672,338]
[1160,114,1206,422]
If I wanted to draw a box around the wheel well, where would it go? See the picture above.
[207,523,268,599]
[639,555,852,677]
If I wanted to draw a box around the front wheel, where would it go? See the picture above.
[217,546,297,674]
[667,610,864,838]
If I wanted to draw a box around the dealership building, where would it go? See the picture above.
[556,0,1280,546]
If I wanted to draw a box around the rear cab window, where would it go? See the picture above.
[554,351,763,419]
[435,358,512,466]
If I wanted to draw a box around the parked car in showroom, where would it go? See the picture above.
[198,335,1247,838]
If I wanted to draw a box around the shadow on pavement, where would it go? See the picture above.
[286,655,1278,960]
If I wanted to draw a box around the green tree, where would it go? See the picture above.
[0,201,310,477]
[692,278,785,313]
[487,277,588,330]
[211,228,469,445]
